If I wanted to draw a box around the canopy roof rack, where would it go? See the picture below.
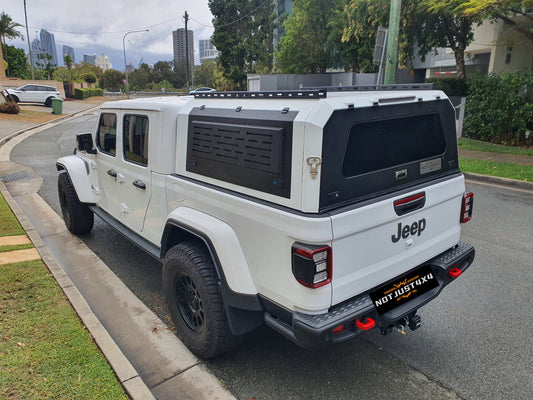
[302,83,436,92]
[194,90,327,99]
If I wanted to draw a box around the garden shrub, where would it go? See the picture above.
[75,87,103,99]
[74,88,90,99]
[464,70,533,146]
[0,102,21,114]
[88,88,104,97]
[426,77,468,97]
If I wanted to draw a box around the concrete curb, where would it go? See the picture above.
[0,105,100,148]
[464,172,533,192]
[0,180,156,400]
[0,181,155,398]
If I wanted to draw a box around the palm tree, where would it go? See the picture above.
[64,54,73,81]
[0,12,24,60]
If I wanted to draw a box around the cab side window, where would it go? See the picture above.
[96,113,117,155]
[123,115,149,166]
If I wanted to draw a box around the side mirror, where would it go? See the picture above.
[76,133,97,154]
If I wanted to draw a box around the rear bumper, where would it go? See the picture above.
[264,242,475,348]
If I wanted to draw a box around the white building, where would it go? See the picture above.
[413,17,533,78]
[199,39,219,63]
[96,54,113,71]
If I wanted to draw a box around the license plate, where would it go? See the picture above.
[370,265,438,315]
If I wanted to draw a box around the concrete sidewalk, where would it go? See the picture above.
[0,99,107,143]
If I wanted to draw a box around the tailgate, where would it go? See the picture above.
[330,175,465,306]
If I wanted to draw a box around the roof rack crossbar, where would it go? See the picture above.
[301,83,436,92]
[194,90,327,99]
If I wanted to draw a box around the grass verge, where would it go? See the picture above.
[0,193,128,399]
[460,158,533,182]
[458,138,533,157]
[0,195,25,237]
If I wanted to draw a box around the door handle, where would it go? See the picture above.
[107,169,117,178]
[132,180,146,190]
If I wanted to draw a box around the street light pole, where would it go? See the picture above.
[23,0,34,79]
[384,0,401,84]
[123,29,148,99]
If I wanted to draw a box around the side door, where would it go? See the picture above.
[94,111,123,218]
[117,113,153,232]
[19,85,35,102]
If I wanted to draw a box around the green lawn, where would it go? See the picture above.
[0,194,25,237]
[459,158,533,182]
[458,138,533,157]
[0,193,128,399]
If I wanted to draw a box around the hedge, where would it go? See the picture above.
[75,87,104,100]
[426,77,468,97]
[463,71,533,146]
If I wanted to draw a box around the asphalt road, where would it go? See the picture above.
[10,115,533,400]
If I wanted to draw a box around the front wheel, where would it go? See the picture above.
[45,97,53,107]
[163,242,240,359]
[58,172,94,234]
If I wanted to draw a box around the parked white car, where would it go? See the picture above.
[188,87,216,94]
[5,84,62,107]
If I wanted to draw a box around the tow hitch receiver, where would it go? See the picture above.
[381,313,421,335]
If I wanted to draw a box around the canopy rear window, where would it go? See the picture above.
[320,100,459,212]
[343,113,446,177]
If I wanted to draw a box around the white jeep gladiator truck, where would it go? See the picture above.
[57,85,475,359]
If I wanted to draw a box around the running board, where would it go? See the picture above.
[89,205,161,261]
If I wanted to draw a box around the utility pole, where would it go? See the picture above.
[184,11,190,93]
[24,0,35,79]
[384,0,401,84]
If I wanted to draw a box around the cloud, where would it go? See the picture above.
[3,0,214,67]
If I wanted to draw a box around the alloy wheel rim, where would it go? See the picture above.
[176,274,205,333]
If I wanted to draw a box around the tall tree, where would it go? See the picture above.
[5,45,30,78]
[209,0,276,89]
[420,0,481,79]
[451,0,533,49]
[342,0,392,73]
[99,69,124,91]
[194,59,217,88]
[0,12,23,60]
[73,62,103,80]
[276,0,336,74]
[63,54,73,81]
[343,0,477,79]
[128,64,151,90]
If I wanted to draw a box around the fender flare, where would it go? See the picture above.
[56,155,97,203]
[162,207,257,297]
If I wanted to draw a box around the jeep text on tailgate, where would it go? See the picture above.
[56,85,475,359]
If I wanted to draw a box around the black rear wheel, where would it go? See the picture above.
[163,242,240,359]
[58,172,94,234]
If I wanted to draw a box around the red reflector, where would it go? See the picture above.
[332,325,344,334]
[356,318,375,331]
[448,267,462,278]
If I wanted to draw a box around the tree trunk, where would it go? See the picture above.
[453,44,467,80]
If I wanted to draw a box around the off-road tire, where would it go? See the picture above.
[163,241,240,359]
[58,172,94,234]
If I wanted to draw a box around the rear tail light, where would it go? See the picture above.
[292,244,332,288]
[460,192,474,223]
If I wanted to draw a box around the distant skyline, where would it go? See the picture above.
[3,0,215,70]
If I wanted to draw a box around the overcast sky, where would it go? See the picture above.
[3,0,215,69]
